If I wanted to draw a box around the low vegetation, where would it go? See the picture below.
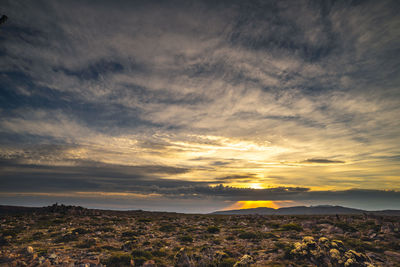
[0,204,399,266]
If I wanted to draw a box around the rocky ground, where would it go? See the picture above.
[1,204,400,266]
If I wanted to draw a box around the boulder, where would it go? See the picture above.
[26,246,34,255]
[142,260,156,267]
[174,248,194,267]
[233,254,254,267]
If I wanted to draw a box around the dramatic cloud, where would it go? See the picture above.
[0,0,399,212]
[302,158,345,164]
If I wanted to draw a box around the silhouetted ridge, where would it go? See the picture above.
[212,205,400,215]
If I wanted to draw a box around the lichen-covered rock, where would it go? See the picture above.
[233,254,253,267]
[174,248,194,267]
[344,257,355,267]
[26,246,34,255]
[319,237,329,244]
[303,236,314,243]
[330,248,340,260]
[331,240,346,251]
[289,237,373,266]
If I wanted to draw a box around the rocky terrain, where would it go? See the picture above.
[1,204,400,266]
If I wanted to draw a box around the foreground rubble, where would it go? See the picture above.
[1,204,399,266]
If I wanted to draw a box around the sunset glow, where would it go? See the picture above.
[224,200,295,210]
[1,0,400,213]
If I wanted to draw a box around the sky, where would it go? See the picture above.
[1,0,400,213]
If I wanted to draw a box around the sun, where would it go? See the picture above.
[224,200,281,210]
[249,183,264,189]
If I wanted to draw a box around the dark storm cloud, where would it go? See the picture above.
[216,174,258,181]
[2,158,398,205]
[0,158,192,193]
[124,185,400,206]
[302,158,345,164]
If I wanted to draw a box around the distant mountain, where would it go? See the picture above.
[1,204,399,216]
[212,205,400,216]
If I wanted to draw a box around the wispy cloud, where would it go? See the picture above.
[302,158,345,164]
[0,0,399,211]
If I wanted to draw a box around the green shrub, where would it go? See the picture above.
[121,231,137,238]
[334,222,357,232]
[1,226,24,237]
[72,228,90,235]
[218,257,236,267]
[101,245,119,251]
[152,249,168,257]
[262,232,276,238]
[36,248,48,257]
[213,239,221,245]
[343,238,382,252]
[283,243,295,259]
[103,253,132,267]
[207,226,220,234]
[274,241,286,249]
[76,238,96,248]
[138,218,152,223]
[238,231,259,240]
[134,257,147,266]
[96,226,114,232]
[178,235,193,243]
[280,223,303,232]
[357,220,378,231]
[131,249,152,266]
[273,241,295,259]
[0,236,9,247]
[159,224,176,233]
[54,233,78,243]
[267,222,281,229]
[31,232,44,240]
[52,218,64,224]
[131,249,153,259]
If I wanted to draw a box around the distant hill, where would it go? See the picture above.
[1,204,399,216]
[0,204,174,216]
[211,205,400,216]
[0,204,92,215]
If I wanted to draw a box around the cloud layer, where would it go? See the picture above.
[1,0,400,212]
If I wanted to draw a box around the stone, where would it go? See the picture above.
[384,251,400,259]
[174,248,194,267]
[142,260,156,267]
[233,254,254,267]
[26,246,34,254]
[329,248,341,260]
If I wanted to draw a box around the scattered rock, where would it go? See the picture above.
[174,248,194,267]
[290,236,372,266]
[25,246,34,255]
[384,250,400,259]
[142,259,156,267]
[233,254,253,267]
